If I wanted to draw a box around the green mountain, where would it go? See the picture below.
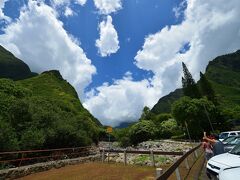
[0,45,36,80]
[205,50,240,106]
[151,50,240,114]
[19,70,101,126]
[0,46,101,151]
[151,88,183,114]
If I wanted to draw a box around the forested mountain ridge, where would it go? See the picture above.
[0,45,36,80]
[205,50,240,106]
[151,49,240,114]
[19,70,101,126]
[0,45,101,151]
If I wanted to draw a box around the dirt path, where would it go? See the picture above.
[18,162,156,180]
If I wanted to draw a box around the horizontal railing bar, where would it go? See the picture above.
[99,149,184,156]
[0,151,90,163]
[0,146,91,155]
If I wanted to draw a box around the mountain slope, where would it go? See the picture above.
[0,47,101,151]
[151,49,240,114]
[0,45,36,80]
[19,70,101,126]
[151,88,183,114]
[0,70,102,151]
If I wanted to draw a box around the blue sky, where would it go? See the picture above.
[57,0,183,90]
[0,0,240,126]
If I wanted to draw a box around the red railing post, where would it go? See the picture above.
[18,153,24,167]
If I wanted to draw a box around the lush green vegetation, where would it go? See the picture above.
[113,115,182,147]
[172,97,229,139]
[128,120,157,145]
[0,73,102,151]
[0,46,102,151]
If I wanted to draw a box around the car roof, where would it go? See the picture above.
[220,131,240,133]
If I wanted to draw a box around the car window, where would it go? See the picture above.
[223,136,235,143]
[236,139,240,144]
[230,143,240,155]
[230,133,236,136]
[219,133,229,139]
[228,138,239,145]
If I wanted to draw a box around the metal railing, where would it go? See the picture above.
[157,144,202,180]
[0,146,93,168]
[1,143,202,179]
[100,143,202,179]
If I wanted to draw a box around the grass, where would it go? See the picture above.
[133,155,150,164]
[133,155,170,164]
[155,156,171,164]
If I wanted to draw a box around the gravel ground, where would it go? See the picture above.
[99,140,195,166]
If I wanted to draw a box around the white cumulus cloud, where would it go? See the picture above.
[135,0,240,93]
[51,0,87,6]
[0,0,96,99]
[83,74,161,127]
[64,6,74,17]
[95,15,119,57]
[51,0,68,6]
[50,0,87,17]
[75,0,87,6]
[94,0,122,15]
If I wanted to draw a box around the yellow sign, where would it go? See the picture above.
[106,126,113,133]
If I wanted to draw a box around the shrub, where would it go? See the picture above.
[128,120,157,145]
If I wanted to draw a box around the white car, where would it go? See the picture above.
[219,131,240,141]
[206,143,240,179]
[219,167,240,180]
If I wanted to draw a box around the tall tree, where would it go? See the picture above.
[181,62,201,98]
[199,72,218,105]
[140,106,150,120]
[140,106,154,120]
[172,97,217,139]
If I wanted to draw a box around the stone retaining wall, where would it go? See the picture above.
[0,154,100,180]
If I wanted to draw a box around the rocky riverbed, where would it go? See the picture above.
[98,140,196,167]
